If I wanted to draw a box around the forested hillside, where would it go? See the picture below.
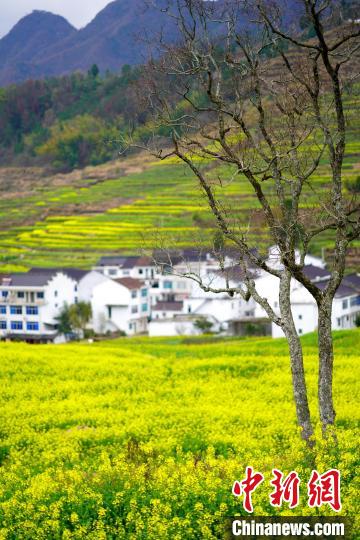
[1,0,358,173]
[0,65,151,171]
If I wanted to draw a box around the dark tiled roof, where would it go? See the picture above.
[121,256,153,269]
[28,267,87,282]
[97,256,153,269]
[115,277,144,290]
[343,273,360,292]
[7,270,58,287]
[334,284,359,298]
[314,280,358,298]
[136,256,153,267]
[215,266,257,281]
[60,268,88,281]
[153,301,184,312]
[0,267,86,287]
[303,265,331,281]
[121,256,142,269]
[97,256,128,266]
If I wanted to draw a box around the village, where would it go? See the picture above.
[0,246,359,344]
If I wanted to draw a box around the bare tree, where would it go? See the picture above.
[125,0,360,443]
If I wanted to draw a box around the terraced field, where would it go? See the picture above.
[0,105,359,272]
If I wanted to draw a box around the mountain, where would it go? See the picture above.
[1,0,347,87]
[0,11,76,85]
[0,0,177,86]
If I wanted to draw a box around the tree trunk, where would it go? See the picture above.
[280,271,314,444]
[317,298,336,437]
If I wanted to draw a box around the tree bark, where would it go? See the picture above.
[280,271,314,444]
[317,298,336,436]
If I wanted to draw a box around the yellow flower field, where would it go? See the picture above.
[0,331,359,539]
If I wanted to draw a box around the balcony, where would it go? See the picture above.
[0,293,46,306]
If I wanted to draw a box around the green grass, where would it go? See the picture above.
[0,330,359,538]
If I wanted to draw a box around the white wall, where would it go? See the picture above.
[0,272,77,338]
[90,279,149,335]
[148,319,201,337]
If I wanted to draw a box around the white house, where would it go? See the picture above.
[152,301,184,320]
[251,267,360,338]
[148,313,219,337]
[84,275,150,335]
[149,273,193,307]
[0,268,80,343]
[266,245,326,270]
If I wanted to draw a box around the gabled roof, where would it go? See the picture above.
[121,256,153,269]
[215,266,257,282]
[0,267,86,288]
[314,279,358,298]
[96,255,153,269]
[115,277,145,290]
[60,268,88,281]
[96,256,128,266]
[28,267,87,282]
[343,273,360,292]
[4,269,59,287]
[303,265,331,281]
[153,301,184,312]
[136,256,153,268]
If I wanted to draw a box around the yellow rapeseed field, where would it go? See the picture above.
[0,331,358,539]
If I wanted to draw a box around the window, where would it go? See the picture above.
[75,285,78,292]
[0,321,6,330]
[17,291,25,298]
[75,297,78,304]
[26,306,38,316]
[10,306,22,315]
[337,318,341,327]
[342,299,348,309]
[54,291,58,298]
[138,269,143,275]
[129,323,133,330]
[274,301,278,308]
[108,269,117,276]
[164,281,173,290]
[350,296,360,307]
[2,291,8,298]
[107,306,112,319]
[11,321,23,331]
[141,289,148,297]
[0,306,6,315]
[131,306,138,314]
[123,271,130,276]
[26,322,39,332]
[131,290,137,299]
[37,292,44,299]
[298,329,303,335]
[142,303,148,312]
[298,314,303,320]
